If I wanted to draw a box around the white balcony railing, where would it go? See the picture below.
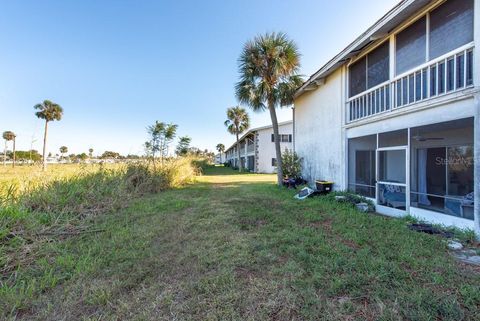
[347,45,474,123]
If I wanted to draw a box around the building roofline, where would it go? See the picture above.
[225,120,293,153]
[295,0,431,98]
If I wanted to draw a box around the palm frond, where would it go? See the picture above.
[224,106,250,136]
[235,32,303,111]
[34,100,64,122]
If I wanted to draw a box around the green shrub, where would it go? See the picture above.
[328,191,375,212]
[281,148,302,179]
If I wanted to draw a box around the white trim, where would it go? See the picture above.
[377,145,408,151]
[377,205,408,218]
[410,207,475,230]
[474,94,480,237]
[377,181,406,187]
[474,0,480,238]
[406,128,411,213]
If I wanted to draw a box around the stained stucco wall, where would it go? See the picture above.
[294,68,345,188]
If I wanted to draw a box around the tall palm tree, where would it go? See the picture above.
[216,143,225,163]
[34,100,63,171]
[2,131,16,167]
[224,106,249,172]
[60,146,68,160]
[236,32,303,185]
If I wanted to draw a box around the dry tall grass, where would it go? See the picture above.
[0,157,200,292]
[0,158,198,212]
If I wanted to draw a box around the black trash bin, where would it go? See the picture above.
[315,180,333,194]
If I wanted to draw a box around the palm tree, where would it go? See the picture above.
[175,136,192,156]
[34,100,63,171]
[60,146,68,160]
[146,121,178,168]
[224,106,249,172]
[2,131,16,167]
[88,148,94,158]
[216,143,225,163]
[236,32,303,185]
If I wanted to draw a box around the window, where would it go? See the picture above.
[272,134,293,143]
[396,17,426,75]
[429,0,473,60]
[349,42,390,97]
[272,158,277,167]
[281,134,292,142]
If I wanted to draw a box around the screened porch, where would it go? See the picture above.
[348,117,474,221]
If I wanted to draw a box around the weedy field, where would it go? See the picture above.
[1,165,479,320]
[0,159,199,319]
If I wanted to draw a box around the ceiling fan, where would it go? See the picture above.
[412,135,444,142]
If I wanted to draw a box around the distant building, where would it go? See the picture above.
[225,121,293,173]
[215,153,224,164]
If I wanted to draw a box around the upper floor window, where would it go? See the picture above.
[281,134,292,142]
[271,134,292,143]
[349,41,389,97]
[396,0,473,75]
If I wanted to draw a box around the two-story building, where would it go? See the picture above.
[294,0,479,234]
[225,120,293,173]
[215,153,225,165]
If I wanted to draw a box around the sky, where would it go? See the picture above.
[0,0,399,156]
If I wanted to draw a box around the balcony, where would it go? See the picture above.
[347,45,474,123]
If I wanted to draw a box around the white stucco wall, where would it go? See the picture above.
[256,122,293,173]
[294,68,345,188]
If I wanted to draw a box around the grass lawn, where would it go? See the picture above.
[3,166,480,320]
